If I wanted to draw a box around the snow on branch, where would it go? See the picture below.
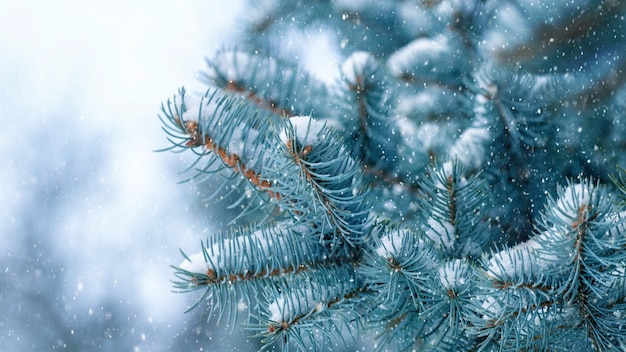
[257,263,365,350]
[474,180,626,350]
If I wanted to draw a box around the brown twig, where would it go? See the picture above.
[176,117,280,199]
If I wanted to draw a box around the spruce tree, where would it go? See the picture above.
[158,1,626,350]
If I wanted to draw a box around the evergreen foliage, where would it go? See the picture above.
[158,1,626,350]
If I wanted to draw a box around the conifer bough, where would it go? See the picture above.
[158,1,626,350]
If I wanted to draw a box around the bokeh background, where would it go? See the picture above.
[0,1,266,350]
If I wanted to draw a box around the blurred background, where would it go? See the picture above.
[0,1,260,350]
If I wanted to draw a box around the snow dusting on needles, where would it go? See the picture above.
[341,51,375,83]
[283,116,327,146]
[555,184,592,221]
[425,217,456,251]
[375,229,407,257]
[448,126,490,170]
[487,238,544,279]
[387,35,449,76]
[266,265,359,325]
[179,252,208,274]
[179,228,274,275]
[438,259,468,291]
[180,92,205,123]
[486,183,598,280]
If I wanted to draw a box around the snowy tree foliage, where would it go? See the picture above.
[158,0,626,350]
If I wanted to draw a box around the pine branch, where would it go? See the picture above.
[272,116,373,250]
[157,1,626,350]
[387,34,471,90]
[254,263,366,350]
[171,221,359,326]
[159,87,281,207]
[419,161,493,259]
[473,181,626,350]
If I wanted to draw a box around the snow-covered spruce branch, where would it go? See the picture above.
[356,180,626,351]
[418,161,492,259]
[360,225,478,350]
[472,181,626,351]
[472,67,556,157]
[387,34,472,90]
[159,80,626,352]
[158,1,626,350]
[255,263,366,351]
[171,221,359,324]
[275,116,372,250]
